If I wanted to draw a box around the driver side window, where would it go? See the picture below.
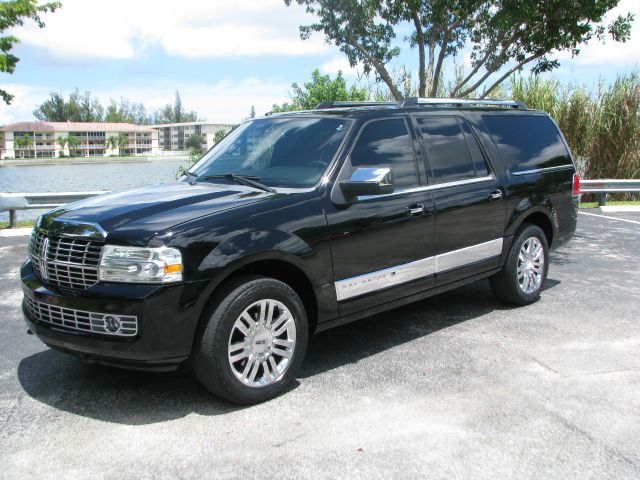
[350,118,419,189]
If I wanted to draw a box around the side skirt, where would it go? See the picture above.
[315,267,502,333]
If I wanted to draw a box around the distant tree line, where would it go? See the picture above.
[32,89,200,125]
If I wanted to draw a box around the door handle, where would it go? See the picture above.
[406,203,425,216]
[489,189,503,200]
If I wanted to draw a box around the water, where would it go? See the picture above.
[0,159,188,223]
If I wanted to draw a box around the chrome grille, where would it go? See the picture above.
[25,297,138,337]
[29,230,103,290]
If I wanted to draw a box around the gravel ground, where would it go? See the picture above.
[1,210,639,479]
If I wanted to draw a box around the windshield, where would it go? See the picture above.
[188,116,352,188]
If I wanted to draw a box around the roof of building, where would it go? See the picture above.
[149,121,236,128]
[0,122,156,133]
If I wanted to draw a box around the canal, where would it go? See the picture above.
[0,159,188,223]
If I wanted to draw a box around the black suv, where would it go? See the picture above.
[21,98,579,404]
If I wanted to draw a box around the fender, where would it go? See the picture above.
[505,193,557,241]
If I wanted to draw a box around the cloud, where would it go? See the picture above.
[553,0,640,66]
[320,56,364,77]
[0,78,292,125]
[12,0,328,61]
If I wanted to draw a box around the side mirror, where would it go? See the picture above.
[339,167,394,197]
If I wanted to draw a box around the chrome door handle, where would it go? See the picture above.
[489,189,503,200]
[406,203,425,216]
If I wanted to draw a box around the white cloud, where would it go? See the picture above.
[13,0,328,61]
[320,56,364,77]
[0,78,292,125]
[553,0,640,66]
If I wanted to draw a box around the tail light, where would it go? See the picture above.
[572,174,580,197]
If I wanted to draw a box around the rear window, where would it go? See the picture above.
[482,115,572,173]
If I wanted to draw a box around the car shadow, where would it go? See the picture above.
[17,278,560,425]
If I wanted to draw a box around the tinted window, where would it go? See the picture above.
[416,116,488,182]
[482,115,572,172]
[350,118,418,189]
[190,117,352,188]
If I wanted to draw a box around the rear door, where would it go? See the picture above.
[413,113,506,286]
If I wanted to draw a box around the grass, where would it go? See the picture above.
[579,200,640,208]
[0,219,35,229]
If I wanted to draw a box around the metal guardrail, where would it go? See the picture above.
[580,179,640,206]
[0,191,107,228]
[1,179,639,228]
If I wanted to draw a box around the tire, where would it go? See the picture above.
[490,224,549,306]
[192,275,308,405]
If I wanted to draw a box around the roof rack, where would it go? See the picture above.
[399,97,527,109]
[315,101,398,109]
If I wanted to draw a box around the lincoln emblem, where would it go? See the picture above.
[39,237,49,281]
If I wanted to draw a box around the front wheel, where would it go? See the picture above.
[192,276,308,405]
[490,224,549,305]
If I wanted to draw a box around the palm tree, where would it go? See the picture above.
[14,134,33,158]
[107,135,118,154]
[117,133,129,156]
[66,134,80,157]
[56,136,67,156]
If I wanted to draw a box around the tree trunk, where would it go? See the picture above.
[350,39,403,100]
[412,12,427,97]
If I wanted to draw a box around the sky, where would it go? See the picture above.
[1,0,639,125]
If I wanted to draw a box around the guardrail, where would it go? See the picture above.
[0,191,107,228]
[1,179,639,228]
[580,179,640,206]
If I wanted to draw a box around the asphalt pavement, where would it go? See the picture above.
[1,209,639,479]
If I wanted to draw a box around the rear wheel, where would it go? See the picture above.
[490,224,549,305]
[192,276,308,405]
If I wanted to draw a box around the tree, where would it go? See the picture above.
[106,135,118,153]
[55,135,66,155]
[250,105,256,118]
[34,89,104,122]
[185,133,203,154]
[286,0,634,99]
[13,134,33,155]
[66,134,80,156]
[152,90,199,124]
[105,98,149,124]
[213,129,226,144]
[271,68,368,112]
[0,0,61,104]
[117,133,129,155]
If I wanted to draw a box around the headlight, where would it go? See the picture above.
[99,245,183,283]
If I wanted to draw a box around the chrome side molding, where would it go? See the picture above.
[335,238,503,301]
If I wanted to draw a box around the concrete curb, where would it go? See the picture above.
[599,206,640,213]
[0,228,32,237]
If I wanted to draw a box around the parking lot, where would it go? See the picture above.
[1,210,639,479]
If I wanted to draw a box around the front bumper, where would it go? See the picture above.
[21,260,204,371]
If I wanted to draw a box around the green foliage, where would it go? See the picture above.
[117,133,128,155]
[105,98,149,124]
[65,134,80,156]
[32,88,199,125]
[55,136,66,151]
[0,0,61,104]
[106,135,118,151]
[152,91,199,124]
[510,73,640,182]
[271,68,368,112]
[33,89,105,122]
[213,129,226,144]
[185,133,203,152]
[286,0,634,99]
[13,133,32,149]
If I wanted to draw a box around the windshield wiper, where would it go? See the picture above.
[202,174,277,193]
[184,171,198,185]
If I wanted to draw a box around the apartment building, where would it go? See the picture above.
[0,122,160,159]
[150,122,236,151]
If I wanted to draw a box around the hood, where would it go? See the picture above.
[39,182,274,245]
